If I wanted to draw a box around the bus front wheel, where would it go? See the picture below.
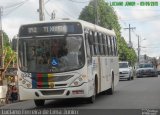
[34,99,45,107]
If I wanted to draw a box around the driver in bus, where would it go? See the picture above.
[52,39,60,58]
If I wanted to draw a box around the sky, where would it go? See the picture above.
[0,0,160,58]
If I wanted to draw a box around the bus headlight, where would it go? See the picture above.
[20,78,32,88]
[70,75,87,87]
[22,79,32,88]
[22,80,26,84]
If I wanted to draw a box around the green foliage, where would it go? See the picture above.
[4,46,15,64]
[2,31,16,67]
[3,31,10,47]
[79,0,137,66]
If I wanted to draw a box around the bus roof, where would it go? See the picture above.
[19,19,116,36]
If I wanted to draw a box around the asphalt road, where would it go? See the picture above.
[1,76,160,110]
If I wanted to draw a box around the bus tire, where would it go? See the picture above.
[127,77,131,81]
[131,76,134,80]
[34,99,45,107]
[87,80,96,103]
[107,77,114,95]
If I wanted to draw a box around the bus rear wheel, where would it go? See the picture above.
[107,77,114,95]
[34,99,45,107]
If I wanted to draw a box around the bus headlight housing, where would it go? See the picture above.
[19,77,32,88]
[70,75,87,87]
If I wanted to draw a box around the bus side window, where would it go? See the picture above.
[114,37,118,56]
[109,36,113,56]
[97,33,101,55]
[98,33,104,55]
[89,31,94,56]
[95,32,100,55]
[105,35,109,56]
[85,33,91,58]
[93,32,96,55]
[102,34,106,55]
[113,37,117,56]
[106,35,110,56]
[92,31,96,56]
[111,36,115,56]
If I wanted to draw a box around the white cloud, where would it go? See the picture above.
[131,7,156,20]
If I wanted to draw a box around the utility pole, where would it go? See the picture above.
[94,0,98,25]
[137,35,140,65]
[0,7,4,85]
[0,7,3,69]
[39,0,45,21]
[124,24,136,48]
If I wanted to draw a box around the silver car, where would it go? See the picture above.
[119,61,133,80]
[136,63,158,78]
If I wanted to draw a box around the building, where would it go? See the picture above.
[139,55,150,63]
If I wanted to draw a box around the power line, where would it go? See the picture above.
[54,3,77,19]
[45,0,51,4]
[44,0,78,19]
[4,0,28,9]
[44,7,51,18]
[68,0,90,3]
[3,0,29,17]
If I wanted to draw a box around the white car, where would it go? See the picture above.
[119,61,133,80]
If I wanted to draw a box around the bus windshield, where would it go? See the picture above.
[18,36,85,73]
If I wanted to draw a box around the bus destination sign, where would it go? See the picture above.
[28,25,67,34]
[19,22,82,37]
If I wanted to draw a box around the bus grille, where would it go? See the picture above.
[53,75,73,82]
[31,73,73,88]
[41,90,65,95]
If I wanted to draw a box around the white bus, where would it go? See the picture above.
[17,19,119,107]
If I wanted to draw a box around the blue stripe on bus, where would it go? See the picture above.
[31,73,37,88]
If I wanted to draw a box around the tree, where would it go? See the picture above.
[3,32,10,47]
[79,0,137,65]
[3,31,16,68]
[0,31,16,89]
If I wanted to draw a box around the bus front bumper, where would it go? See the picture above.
[19,83,92,100]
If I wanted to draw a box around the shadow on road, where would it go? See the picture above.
[32,92,116,109]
